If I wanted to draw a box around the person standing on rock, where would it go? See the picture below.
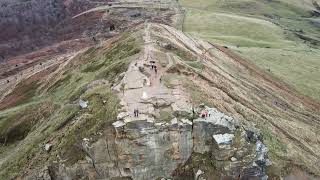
[134,108,139,117]
[154,66,158,74]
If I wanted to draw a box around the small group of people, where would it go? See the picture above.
[200,110,210,118]
[133,108,139,117]
[151,64,157,73]
[150,61,158,74]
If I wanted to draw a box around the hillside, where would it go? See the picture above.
[180,0,320,102]
[0,0,319,180]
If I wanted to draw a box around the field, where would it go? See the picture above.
[180,0,320,101]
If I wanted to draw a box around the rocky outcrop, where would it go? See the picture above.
[193,107,271,179]
[25,22,272,179]
[38,105,270,180]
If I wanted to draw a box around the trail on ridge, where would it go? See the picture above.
[113,22,189,125]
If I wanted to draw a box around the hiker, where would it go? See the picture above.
[201,111,205,118]
[192,106,195,118]
[154,66,158,74]
[110,24,115,31]
[205,110,208,117]
[134,109,139,117]
[92,36,97,42]
[134,109,137,117]
[201,113,205,118]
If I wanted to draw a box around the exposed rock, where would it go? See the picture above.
[44,143,52,152]
[195,169,204,180]
[141,91,149,100]
[24,22,272,180]
[112,120,126,128]
[193,107,239,153]
[245,126,261,143]
[212,134,236,160]
[181,118,192,126]
[213,134,234,147]
[38,166,51,180]
[171,118,178,125]
[255,140,272,167]
[79,99,88,109]
[117,112,130,121]
[230,157,237,162]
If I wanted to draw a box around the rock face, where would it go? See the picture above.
[39,106,270,180]
[113,120,193,179]
[193,107,270,179]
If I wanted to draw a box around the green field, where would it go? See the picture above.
[180,0,320,101]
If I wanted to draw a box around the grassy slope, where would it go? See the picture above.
[0,29,142,179]
[180,0,320,101]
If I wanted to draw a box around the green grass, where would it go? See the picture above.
[180,0,320,101]
[235,47,320,100]
[57,85,120,165]
[261,127,287,155]
[183,9,290,48]
[159,107,175,122]
[186,61,204,70]
[0,28,142,179]
[0,101,56,144]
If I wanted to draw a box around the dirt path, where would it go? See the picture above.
[0,52,80,102]
[113,22,189,125]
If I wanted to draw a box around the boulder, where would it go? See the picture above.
[193,109,238,154]
[44,143,52,152]
[213,134,234,147]
[245,127,261,143]
[79,99,88,109]
[230,157,237,162]
[117,112,129,120]
[195,169,204,180]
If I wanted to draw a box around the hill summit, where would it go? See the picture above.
[0,0,320,180]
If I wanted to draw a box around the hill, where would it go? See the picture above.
[0,0,319,179]
[180,0,320,101]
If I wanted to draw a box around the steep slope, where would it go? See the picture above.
[180,0,320,101]
[0,27,142,179]
[0,0,116,61]
[0,21,319,179]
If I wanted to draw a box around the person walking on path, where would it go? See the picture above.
[154,66,158,74]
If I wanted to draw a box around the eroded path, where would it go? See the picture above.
[113,22,190,126]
